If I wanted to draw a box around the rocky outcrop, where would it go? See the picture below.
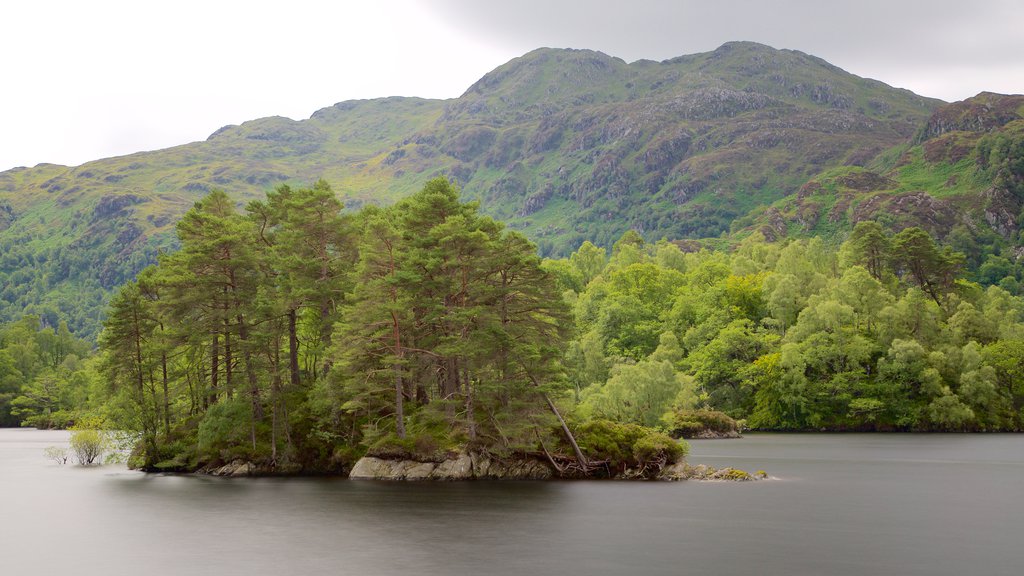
[349,452,553,481]
[983,187,1022,239]
[690,429,743,439]
[192,454,763,482]
[349,451,764,482]
[916,92,1024,143]
[660,463,768,481]
[203,460,260,477]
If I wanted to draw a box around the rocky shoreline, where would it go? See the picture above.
[195,453,766,482]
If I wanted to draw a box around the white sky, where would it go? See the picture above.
[2,0,1022,172]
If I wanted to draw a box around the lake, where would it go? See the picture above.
[1,429,1021,575]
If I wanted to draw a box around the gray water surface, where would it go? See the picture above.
[1,429,1021,575]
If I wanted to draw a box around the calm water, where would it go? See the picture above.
[1,429,1021,576]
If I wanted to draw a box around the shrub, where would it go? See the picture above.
[196,398,255,462]
[44,446,69,465]
[633,432,688,466]
[367,432,446,462]
[574,419,688,477]
[663,408,739,438]
[69,428,107,465]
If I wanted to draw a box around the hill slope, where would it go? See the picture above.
[738,92,1024,286]
[0,42,950,337]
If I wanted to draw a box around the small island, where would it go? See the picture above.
[8,157,1024,480]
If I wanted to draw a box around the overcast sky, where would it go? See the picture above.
[2,0,1021,172]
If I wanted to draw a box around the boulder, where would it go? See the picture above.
[348,451,554,481]
[431,453,474,480]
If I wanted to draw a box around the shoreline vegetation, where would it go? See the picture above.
[5,176,1023,482]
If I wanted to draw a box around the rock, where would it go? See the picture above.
[350,456,400,479]
[401,461,438,480]
[205,459,256,477]
[349,451,554,481]
[231,462,254,477]
[657,461,690,481]
[431,452,473,480]
[691,429,742,440]
[656,462,766,481]
[469,452,492,477]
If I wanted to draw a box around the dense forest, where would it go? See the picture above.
[0,316,93,428]
[2,177,1022,475]
[78,178,681,475]
[549,224,1024,432]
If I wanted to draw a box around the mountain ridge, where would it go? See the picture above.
[4,42,1019,340]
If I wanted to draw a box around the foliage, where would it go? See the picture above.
[558,227,1024,432]
[94,179,576,471]
[44,445,69,465]
[0,43,950,342]
[662,409,739,439]
[572,419,687,478]
[0,316,95,428]
[68,421,108,465]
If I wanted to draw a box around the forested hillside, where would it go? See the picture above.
[0,42,949,339]
[736,92,1024,294]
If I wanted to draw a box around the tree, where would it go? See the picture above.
[579,332,691,427]
[570,241,607,286]
[99,282,160,464]
[335,207,414,439]
[69,418,109,465]
[891,227,963,307]
[846,221,891,281]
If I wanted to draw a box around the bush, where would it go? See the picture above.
[44,446,69,465]
[69,428,107,465]
[633,432,688,465]
[574,419,688,477]
[663,408,739,438]
[196,398,256,462]
[367,432,445,462]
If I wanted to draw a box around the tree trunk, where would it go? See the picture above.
[288,308,300,388]
[209,334,219,407]
[465,369,476,442]
[224,311,233,400]
[161,351,170,436]
[391,311,406,439]
[542,392,587,469]
[236,313,264,452]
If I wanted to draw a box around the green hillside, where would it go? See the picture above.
[736,92,1024,291]
[0,42,983,339]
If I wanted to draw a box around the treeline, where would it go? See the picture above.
[24,177,1023,474]
[94,178,681,474]
[0,316,94,428]
[545,222,1024,432]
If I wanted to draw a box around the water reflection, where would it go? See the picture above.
[2,430,1022,576]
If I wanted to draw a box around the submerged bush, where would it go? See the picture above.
[44,446,69,465]
[69,428,107,465]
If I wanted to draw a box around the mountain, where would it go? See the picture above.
[737,92,1024,275]
[0,41,993,339]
